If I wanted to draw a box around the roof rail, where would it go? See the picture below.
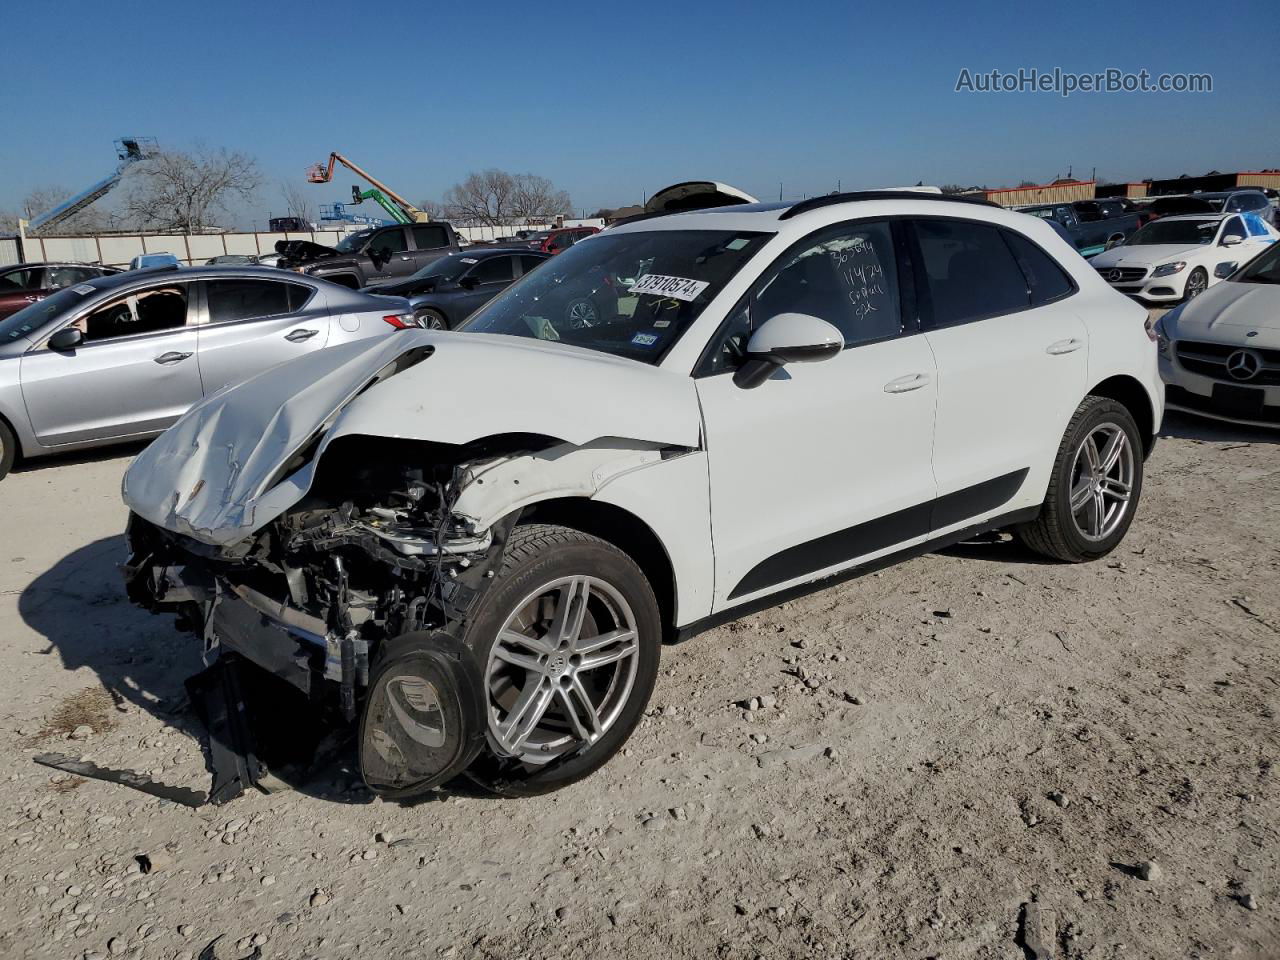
[779,190,998,220]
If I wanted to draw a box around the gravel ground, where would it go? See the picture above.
[0,403,1277,960]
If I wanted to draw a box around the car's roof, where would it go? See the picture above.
[1,260,112,270]
[76,264,332,295]
[1153,213,1230,223]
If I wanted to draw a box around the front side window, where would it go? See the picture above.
[1234,242,1280,284]
[412,224,450,250]
[46,266,95,289]
[73,284,190,342]
[1220,216,1246,242]
[368,229,408,257]
[519,255,547,275]
[206,278,310,323]
[912,219,1030,327]
[0,268,38,291]
[460,228,771,363]
[755,221,901,347]
[467,256,514,284]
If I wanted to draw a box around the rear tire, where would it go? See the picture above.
[417,308,448,330]
[1017,396,1144,563]
[464,523,661,797]
[0,419,15,482]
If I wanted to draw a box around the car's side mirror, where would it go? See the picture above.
[733,313,843,389]
[1214,261,1238,279]
[1221,234,1244,247]
[47,327,84,351]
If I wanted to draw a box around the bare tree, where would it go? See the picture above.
[279,179,316,226]
[122,147,261,232]
[417,198,448,221]
[509,173,571,223]
[441,170,571,227]
[443,170,516,227]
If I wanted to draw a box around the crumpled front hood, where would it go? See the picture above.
[123,331,701,546]
[1090,243,1204,269]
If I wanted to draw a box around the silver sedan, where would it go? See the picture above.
[0,265,418,480]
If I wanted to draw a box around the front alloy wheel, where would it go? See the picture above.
[486,575,639,763]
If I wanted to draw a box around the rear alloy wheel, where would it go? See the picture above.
[464,524,660,796]
[1183,267,1208,301]
[0,419,15,482]
[417,308,448,330]
[1017,396,1144,562]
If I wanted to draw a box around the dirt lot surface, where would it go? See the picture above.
[1,410,1277,960]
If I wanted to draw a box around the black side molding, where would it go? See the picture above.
[675,504,1040,645]
[728,469,1030,600]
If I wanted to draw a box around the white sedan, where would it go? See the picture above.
[1089,212,1278,303]
[1155,240,1280,428]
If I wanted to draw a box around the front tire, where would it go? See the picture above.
[1017,396,1144,562]
[1183,267,1208,301]
[464,523,661,796]
[0,419,15,482]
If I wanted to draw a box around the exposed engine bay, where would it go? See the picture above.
[123,434,557,799]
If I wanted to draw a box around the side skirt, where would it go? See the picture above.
[671,505,1041,645]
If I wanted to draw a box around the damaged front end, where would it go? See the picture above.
[123,433,548,797]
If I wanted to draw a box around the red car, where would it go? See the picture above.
[0,262,119,320]
[526,226,599,254]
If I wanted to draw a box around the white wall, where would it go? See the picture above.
[5,227,363,268]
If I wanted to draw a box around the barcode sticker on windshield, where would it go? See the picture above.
[628,274,710,301]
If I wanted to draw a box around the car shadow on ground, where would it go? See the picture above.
[19,536,490,808]
[1158,410,1280,445]
[11,439,150,474]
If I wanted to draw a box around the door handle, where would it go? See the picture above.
[399,255,412,261]
[284,328,319,342]
[153,351,192,365]
[1046,338,1083,356]
[23,295,39,303]
[883,373,931,394]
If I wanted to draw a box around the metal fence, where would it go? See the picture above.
[1,228,361,269]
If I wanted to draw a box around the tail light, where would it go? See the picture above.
[383,313,422,330]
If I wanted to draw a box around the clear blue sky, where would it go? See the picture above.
[4,0,1276,225]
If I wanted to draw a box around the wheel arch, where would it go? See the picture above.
[0,404,29,463]
[518,497,678,640]
[1088,374,1156,454]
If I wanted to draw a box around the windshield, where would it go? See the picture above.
[334,229,374,254]
[1234,243,1280,284]
[1126,219,1218,246]
[0,286,88,342]
[406,254,471,284]
[459,229,772,363]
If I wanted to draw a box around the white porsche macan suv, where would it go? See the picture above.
[122,192,1163,797]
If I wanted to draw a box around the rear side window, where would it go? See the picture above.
[1002,230,1075,305]
[912,219,1030,327]
[519,255,546,274]
[412,225,450,250]
[206,278,310,323]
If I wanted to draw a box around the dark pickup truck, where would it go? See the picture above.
[1017,199,1142,257]
[276,222,461,289]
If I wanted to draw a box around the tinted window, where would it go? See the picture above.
[77,284,190,341]
[1221,217,1246,242]
[412,225,450,250]
[756,221,901,347]
[1002,230,1074,305]
[206,278,308,323]
[913,219,1030,327]
[519,255,547,275]
[46,266,96,289]
[369,229,407,256]
[0,268,38,291]
[469,256,515,284]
